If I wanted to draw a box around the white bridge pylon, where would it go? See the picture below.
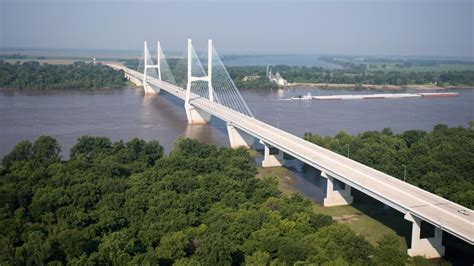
[184,38,254,124]
[142,41,160,94]
[184,39,214,124]
[138,38,256,147]
[138,39,253,119]
[186,38,256,147]
[139,41,176,95]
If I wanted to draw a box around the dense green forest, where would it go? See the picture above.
[123,57,474,88]
[228,66,278,90]
[0,136,408,265]
[230,65,474,86]
[305,124,474,209]
[0,53,27,59]
[233,77,278,90]
[320,56,474,69]
[0,61,127,90]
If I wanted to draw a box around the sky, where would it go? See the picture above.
[0,0,473,57]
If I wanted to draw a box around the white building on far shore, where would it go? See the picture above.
[266,66,288,86]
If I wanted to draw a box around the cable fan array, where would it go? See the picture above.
[137,40,253,118]
[188,43,253,117]
[137,42,176,85]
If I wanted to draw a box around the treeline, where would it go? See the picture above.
[268,65,474,86]
[321,56,474,68]
[0,61,127,90]
[227,66,278,90]
[0,136,408,265]
[0,53,27,59]
[234,77,278,90]
[319,56,367,70]
[305,124,474,209]
[122,58,474,87]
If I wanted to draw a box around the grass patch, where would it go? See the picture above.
[312,192,410,250]
[247,149,261,158]
[256,166,296,194]
[254,162,473,264]
[257,166,409,250]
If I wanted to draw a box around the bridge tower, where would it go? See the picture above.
[184,39,213,124]
[142,41,162,95]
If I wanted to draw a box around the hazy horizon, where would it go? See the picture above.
[1,0,473,58]
[1,47,474,60]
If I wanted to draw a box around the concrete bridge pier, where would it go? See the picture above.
[404,213,445,258]
[185,104,211,124]
[262,143,284,167]
[322,171,353,206]
[125,73,159,95]
[144,82,159,95]
[227,123,255,148]
[125,73,143,87]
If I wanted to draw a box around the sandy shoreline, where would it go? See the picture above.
[286,82,471,90]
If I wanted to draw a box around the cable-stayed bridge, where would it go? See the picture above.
[107,39,473,258]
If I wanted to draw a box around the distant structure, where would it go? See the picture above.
[266,65,287,86]
[92,58,96,65]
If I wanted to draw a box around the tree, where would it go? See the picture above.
[374,234,407,265]
[70,136,112,161]
[305,124,474,208]
[31,136,61,166]
[15,231,51,265]
[0,61,127,90]
[155,231,190,262]
[245,250,270,266]
[98,231,133,265]
[1,136,385,264]
[1,140,32,169]
[304,224,372,264]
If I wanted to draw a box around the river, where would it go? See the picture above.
[0,87,472,159]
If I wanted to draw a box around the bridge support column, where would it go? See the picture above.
[144,82,159,95]
[125,74,143,87]
[185,104,211,124]
[227,123,255,148]
[404,213,445,258]
[322,171,353,206]
[142,41,161,95]
[262,143,283,167]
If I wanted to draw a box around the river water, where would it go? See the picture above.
[0,87,472,159]
[1,86,473,262]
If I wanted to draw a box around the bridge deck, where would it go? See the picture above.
[113,64,473,245]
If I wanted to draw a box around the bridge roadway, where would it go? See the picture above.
[113,64,473,246]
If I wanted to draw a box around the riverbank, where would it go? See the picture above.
[255,166,409,250]
[0,61,128,90]
[285,82,471,90]
[255,166,472,265]
[0,87,131,95]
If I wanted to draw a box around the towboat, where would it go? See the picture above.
[291,93,313,100]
